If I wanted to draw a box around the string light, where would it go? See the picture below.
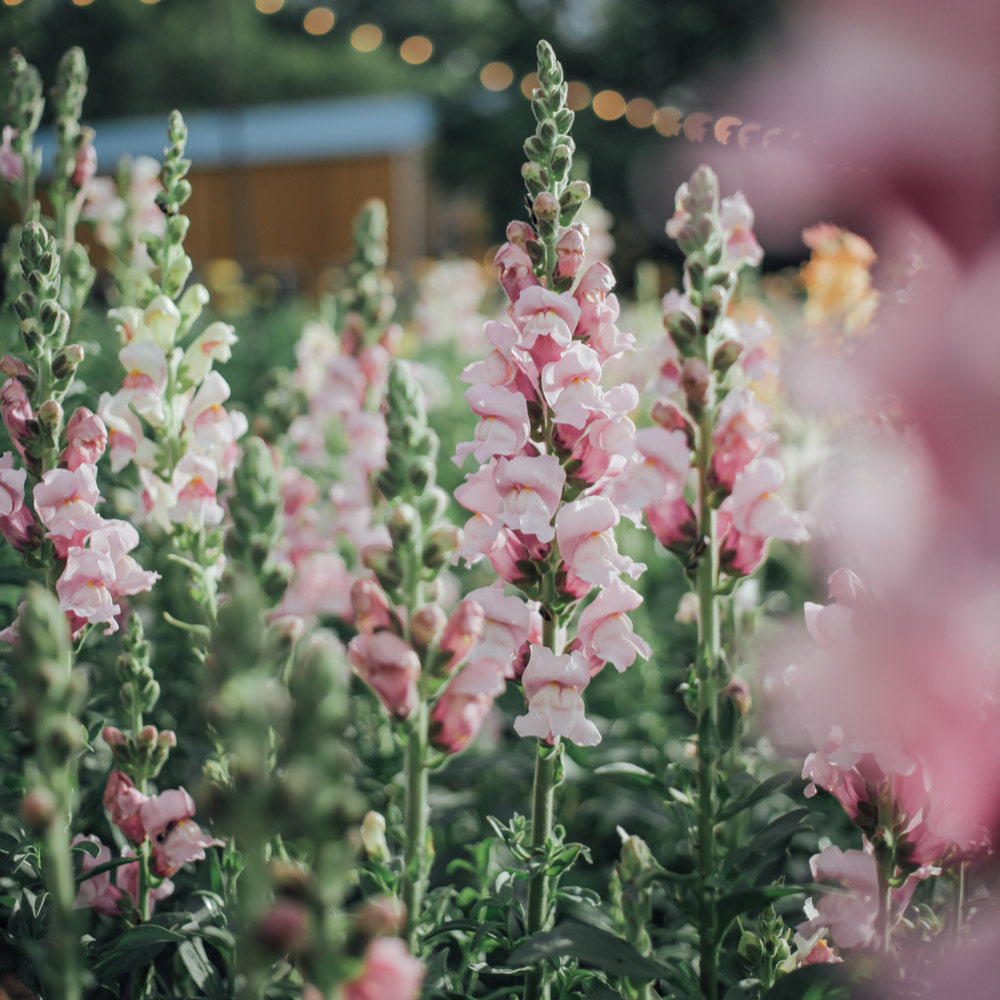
[592,89,626,121]
[303,7,335,35]
[400,35,433,65]
[480,62,514,92]
[351,24,383,52]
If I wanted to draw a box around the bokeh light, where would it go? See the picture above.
[625,97,656,128]
[72,0,96,6]
[351,24,383,52]
[1,0,25,6]
[303,7,335,35]
[654,105,684,137]
[565,81,592,111]
[139,0,162,5]
[480,62,514,92]
[400,36,433,65]
[592,89,626,121]
[520,72,540,99]
[255,0,284,13]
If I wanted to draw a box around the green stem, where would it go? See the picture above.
[874,847,893,954]
[695,401,721,1000]
[41,797,82,1000]
[401,699,429,951]
[953,862,967,945]
[524,607,562,1000]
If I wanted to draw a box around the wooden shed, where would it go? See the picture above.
[39,93,436,294]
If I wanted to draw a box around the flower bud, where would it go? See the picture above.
[52,343,84,380]
[680,358,710,408]
[102,725,126,747]
[712,339,742,373]
[21,786,57,832]
[387,503,419,546]
[409,604,446,652]
[721,675,752,716]
[355,896,408,939]
[532,191,559,222]
[255,899,313,956]
[360,811,389,862]
[422,525,460,571]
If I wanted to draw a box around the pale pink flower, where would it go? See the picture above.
[0,126,22,182]
[555,225,587,279]
[87,519,160,597]
[97,392,146,472]
[33,465,104,544]
[72,835,123,916]
[343,936,424,1000]
[726,458,809,543]
[730,317,778,381]
[453,384,530,467]
[511,286,580,352]
[277,551,354,623]
[63,407,108,471]
[184,371,246,457]
[719,191,763,268]
[438,598,484,673]
[797,845,935,952]
[645,495,697,553]
[344,410,388,475]
[347,631,421,719]
[119,341,168,423]
[139,787,224,877]
[710,391,777,492]
[351,578,395,635]
[0,452,34,550]
[558,384,638,486]
[1,377,33,456]
[170,452,224,528]
[181,321,238,383]
[576,579,651,673]
[540,342,605,429]
[513,645,601,746]
[56,547,121,633]
[555,495,645,587]
[493,454,566,543]
[72,134,97,192]
[494,241,539,303]
[716,507,768,576]
[612,425,691,511]
[573,262,616,340]
[103,770,148,843]
[431,689,494,753]
[466,583,535,679]
[116,846,174,911]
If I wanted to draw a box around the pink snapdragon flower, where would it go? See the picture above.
[466,583,536,679]
[0,452,35,550]
[347,631,421,719]
[431,688,494,754]
[0,126,22,182]
[139,788,225,878]
[725,458,809,544]
[540,342,606,429]
[555,495,645,587]
[511,286,580,354]
[575,579,652,673]
[513,645,601,747]
[1,377,33,456]
[493,454,566,543]
[719,192,764,268]
[611,425,691,512]
[33,464,104,552]
[710,391,777,492]
[104,770,149,843]
[97,392,146,472]
[118,341,169,424]
[494,241,539,304]
[181,321,238,383]
[453,385,530,467]
[797,845,936,952]
[343,936,423,1000]
[72,835,124,916]
[63,407,108,471]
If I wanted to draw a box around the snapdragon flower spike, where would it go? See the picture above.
[453,42,648,747]
[102,770,223,877]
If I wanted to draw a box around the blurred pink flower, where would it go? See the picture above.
[343,936,423,1000]
[347,631,421,719]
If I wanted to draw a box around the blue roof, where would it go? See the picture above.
[35,92,436,170]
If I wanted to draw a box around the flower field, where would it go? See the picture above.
[2,30,1000,1000]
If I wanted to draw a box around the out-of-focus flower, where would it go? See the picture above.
[343,936,423,1000]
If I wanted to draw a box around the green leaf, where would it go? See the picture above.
[178,937,214,990]
[722,809,811,877]
[716,884,816,934]
[717,771,797,821]
[507,923,672,982]
[759,964,852,1000]
[593,762,658,785]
